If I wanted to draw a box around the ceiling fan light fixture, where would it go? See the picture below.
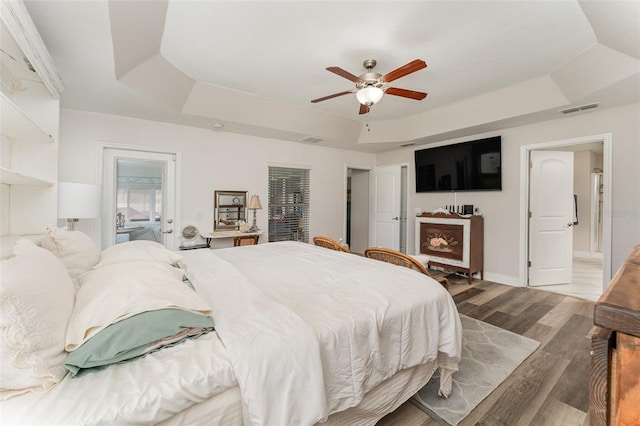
[356,86,384,106]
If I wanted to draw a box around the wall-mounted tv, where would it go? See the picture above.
[415,136,502,192]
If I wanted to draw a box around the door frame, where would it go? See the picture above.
[519,133,612,287]
[97,142,181,250]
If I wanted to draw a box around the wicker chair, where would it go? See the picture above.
[233,234,260,246]
[364,247,449,289]
[313,236,350,253]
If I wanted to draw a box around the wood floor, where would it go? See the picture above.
[378,274,595,426]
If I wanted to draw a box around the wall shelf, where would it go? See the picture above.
[1,2,60,247]
[0,167,54,186]
[1,92,53,144]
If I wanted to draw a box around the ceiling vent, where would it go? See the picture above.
[300,136,323,143]
[560,102,600,114]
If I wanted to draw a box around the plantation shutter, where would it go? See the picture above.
[268,166,310,243]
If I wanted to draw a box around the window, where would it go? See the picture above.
[116,188,161,222]
[268,166,310,243]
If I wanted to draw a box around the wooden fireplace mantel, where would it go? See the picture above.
[415,213,484,284]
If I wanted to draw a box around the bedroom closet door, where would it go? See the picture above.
[101,147,178,250]
[528,150,574,286]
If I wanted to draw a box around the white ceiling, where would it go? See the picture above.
[23,0,640,152]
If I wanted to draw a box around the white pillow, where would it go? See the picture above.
[67,260,211,351]
[40,227,100,278]
[95,240,183,269]
[0,240,75,400]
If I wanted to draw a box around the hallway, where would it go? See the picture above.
[534,257,603,301]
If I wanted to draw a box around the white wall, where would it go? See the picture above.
[376,102,640,285]
[58,109,376,247]
[58,103,639,281]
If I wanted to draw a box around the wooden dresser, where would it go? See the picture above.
[590,244,640,425]
[415,213,483,284]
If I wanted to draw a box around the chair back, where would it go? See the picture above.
[313,236,350,253]
[234,235,260,246]
[364,247,448,289]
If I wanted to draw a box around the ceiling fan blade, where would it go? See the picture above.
[385,87,428,100]
[327,67,364,83]
[311,90,353,103]
[380,59,427,83]
[359,104,370,115]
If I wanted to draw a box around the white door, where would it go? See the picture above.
[369,164,401,250]
[529,150,574,286]
[102,148,178,250]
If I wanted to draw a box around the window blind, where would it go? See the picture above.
[268,166,310,243]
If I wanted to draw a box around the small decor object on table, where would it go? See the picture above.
[247,195,262,232]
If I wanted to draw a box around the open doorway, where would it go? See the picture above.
[521,134,611,301]
[346,164,409,255]
[346,168,369,255]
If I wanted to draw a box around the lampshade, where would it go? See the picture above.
[356,86,384,105]
[58,182,101,219]
[248,194,262,210]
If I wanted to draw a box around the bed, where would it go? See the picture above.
[0,231,462,425]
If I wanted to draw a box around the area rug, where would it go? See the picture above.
[411,314,539,425]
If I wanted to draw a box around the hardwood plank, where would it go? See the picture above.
[524,322,560,348]
[527,397,588,426]
[543,314,594,360]
[539,296,592,328]
[462,281,512,306]
[539,289,570,304]
[451,287,484,304]
[482,310,513,329]
[470,350,567,425]
[508,289,559,316]
[549,338,591,411]
[455,301,495,319]
[477,287,531,313]
[445,281,476,297]
[482,302,556,335]
[507,288,559,316]
[376,401,435,426]
[463,349,568,425]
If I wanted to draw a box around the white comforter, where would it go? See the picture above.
[0,331,237,425]
[179,241,462,426]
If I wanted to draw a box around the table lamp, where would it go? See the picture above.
[247,194,262,232]
[58,182,101,230]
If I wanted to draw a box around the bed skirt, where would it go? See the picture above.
[159,360,441,426]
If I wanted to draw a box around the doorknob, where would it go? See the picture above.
[167,219,173,224]
[162,229,173,234]
[392,217,399,220]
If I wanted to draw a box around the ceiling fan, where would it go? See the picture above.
[311,59,428,115]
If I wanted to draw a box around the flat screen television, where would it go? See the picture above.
[415,136,501,192]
